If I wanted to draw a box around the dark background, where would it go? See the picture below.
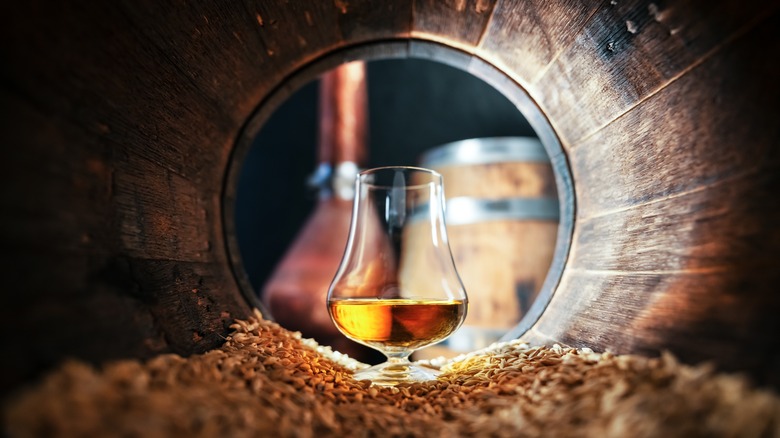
[235,58,536,296]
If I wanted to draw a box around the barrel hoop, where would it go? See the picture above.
[444,197,560,225]
[420,137,549,167]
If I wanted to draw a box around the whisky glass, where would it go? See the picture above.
[327,166,468,386]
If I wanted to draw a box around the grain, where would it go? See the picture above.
[3,309,779,437]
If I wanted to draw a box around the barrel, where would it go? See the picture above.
[2,0,778,394]
[416,137,559,351]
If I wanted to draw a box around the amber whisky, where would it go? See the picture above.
[328,298,466,350]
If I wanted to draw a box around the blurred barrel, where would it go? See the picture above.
[417,137,559,351]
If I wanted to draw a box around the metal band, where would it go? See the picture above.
[443,197,559,225]
[420,137,549,167]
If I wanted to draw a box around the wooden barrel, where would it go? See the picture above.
[2,1,778,393]
[419,137,559,351]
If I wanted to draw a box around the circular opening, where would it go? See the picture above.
[223,40,574,363]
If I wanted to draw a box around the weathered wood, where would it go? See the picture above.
[570,14,780,216]
[510,9,780,387]
[0,252,243,392]
[0,3,236,181]
[333,0,415,41]
[412,0,498,50]
[477,0,600,86]
[1,0,779,396]
[524,267,780,385]
[572,170,780,272]
[529,0,780,146]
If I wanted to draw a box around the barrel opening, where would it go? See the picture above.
[223,40,575,362]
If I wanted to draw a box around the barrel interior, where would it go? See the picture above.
[2,0,777,400]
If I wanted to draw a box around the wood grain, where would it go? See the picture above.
[572,170,780,273]
[530,0,780,146]
[518,10,780,387]
[333,0,414,41]
[477,0,600,86]
[412,0,498,50]
[526,267,780,385]
[570,13,780,216]
[435,162,557,199]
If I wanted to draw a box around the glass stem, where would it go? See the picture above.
[381,353,412,374]
[385,352,411,362]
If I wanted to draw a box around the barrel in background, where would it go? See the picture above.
[412,137,559,353]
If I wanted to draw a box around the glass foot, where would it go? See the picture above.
[353,359,440,386]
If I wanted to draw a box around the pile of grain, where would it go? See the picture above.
[4,309,779,437]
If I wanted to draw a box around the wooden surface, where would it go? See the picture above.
[500,0,780,387]
[1,0,779,394]
[435,162,557,199]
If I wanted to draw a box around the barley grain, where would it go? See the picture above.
[3,311,779,437]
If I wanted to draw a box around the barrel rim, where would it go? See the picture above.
[223,39,576,350]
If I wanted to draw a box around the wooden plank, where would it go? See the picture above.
[0,88,217,262]
[127,258,251,353]
[0,89,113,256]
[113,155,213,261]
[518,8,780,380]
[334,0,414,41]
[515,9,780,388]
[477,0,600,85]
[246,2,345,78]
[0,84,249,390]
[524,269,780,386]
[531,0,779,146]
[412,0,498,51]
[0,2,233,180]
[571,171,780,273]
[117,2,281,120]
[570,11,780,216]
[251,0,414,56]
[0,252,250,394]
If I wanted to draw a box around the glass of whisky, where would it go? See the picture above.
[327,166,468,386]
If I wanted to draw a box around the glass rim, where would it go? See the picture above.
[357,166,443,190]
